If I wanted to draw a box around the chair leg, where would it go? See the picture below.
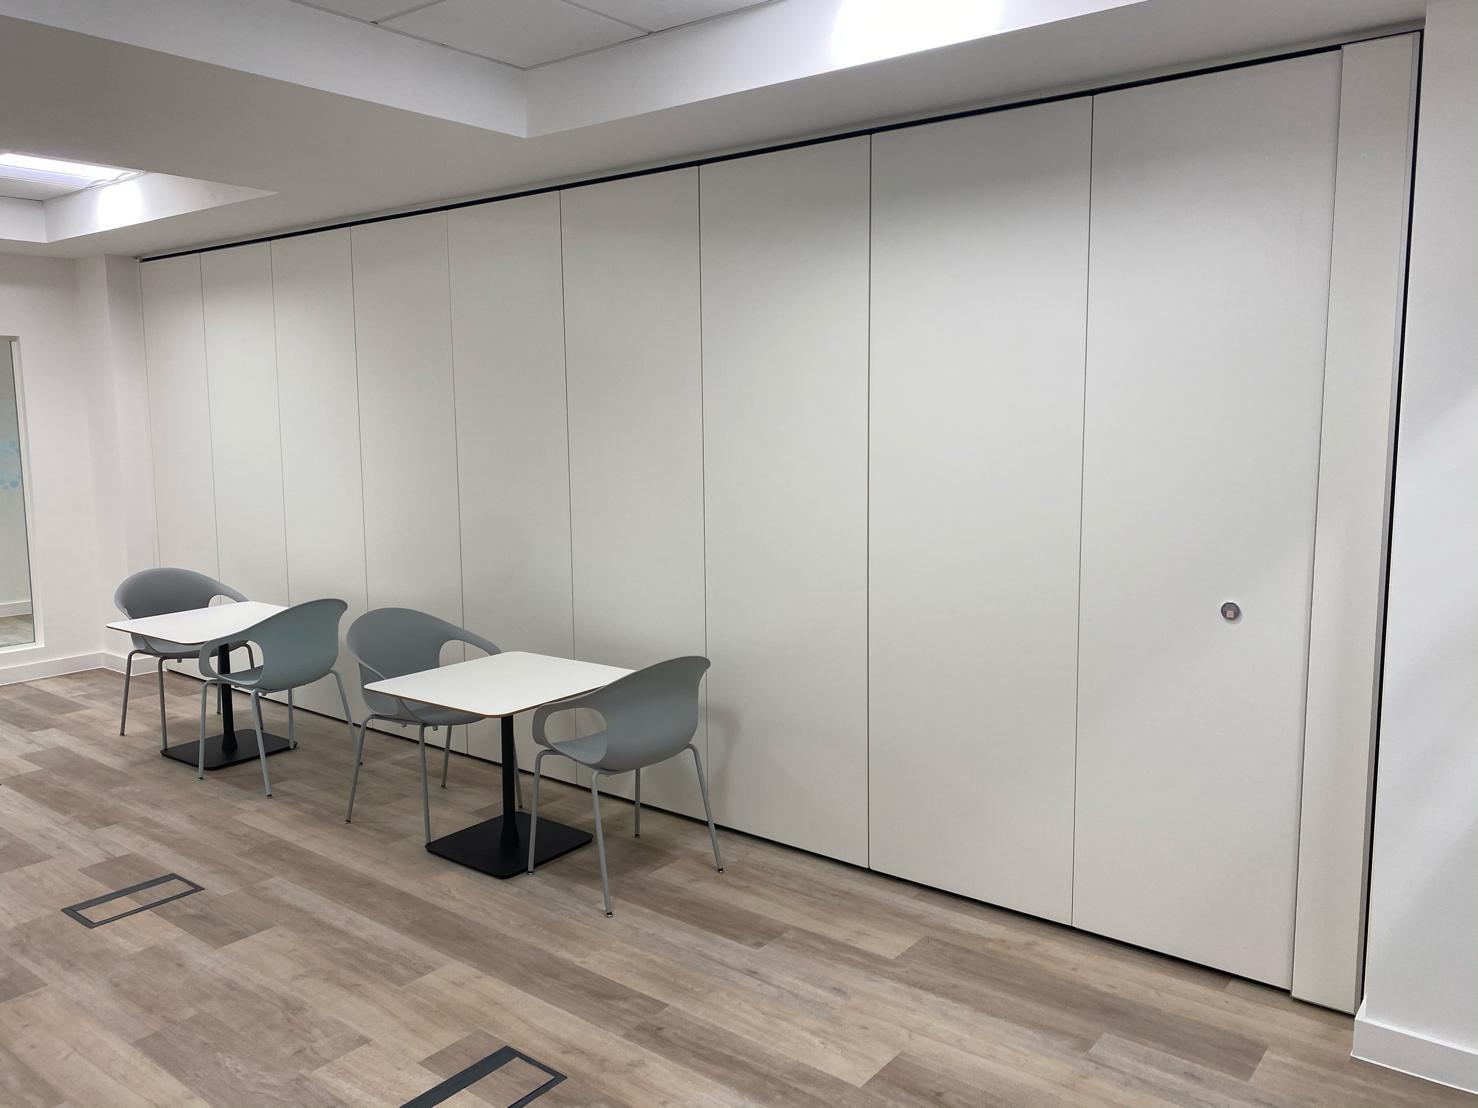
[440,725,451,789]
[634,767,641,838]
[527,749,550,874]
[329,670,357,735]
[688,744,724,873]
[287,688,296,749]
[333,674,364,823]
[590,770,614,917]
[251,690,272,797]
[157,658,169,752]
[417,724,432,845]
[197,681,211,780]
[119,650,140,735]
[345,716,373,823]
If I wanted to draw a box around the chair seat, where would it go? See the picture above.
[211,665,265,688]
[384,706,485,729]
[547,732,612,769]
[142,643,195,661]
[138,637,250,661]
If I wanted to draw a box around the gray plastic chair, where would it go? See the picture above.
[343,607,519,839]
[114,567,256,751]
[526,655,722,916]
[196,598,355,797]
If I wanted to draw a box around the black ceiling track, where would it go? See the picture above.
[141,27,1415,264]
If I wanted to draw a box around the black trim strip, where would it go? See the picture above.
[141,28,1415,263]
[61,872,204,929]
[401,1045,565,1108]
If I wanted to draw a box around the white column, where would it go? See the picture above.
[1357,2,1478,1094]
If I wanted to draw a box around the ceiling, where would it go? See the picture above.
[294,0,770,68]
[0,0,1425,259]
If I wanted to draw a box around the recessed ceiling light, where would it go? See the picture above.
[0,152,141,193]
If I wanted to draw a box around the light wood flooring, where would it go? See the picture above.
[0,615,33,647]
[0,668,1467,1107]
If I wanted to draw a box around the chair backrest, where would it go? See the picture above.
[217,598,347,692]
[345,607,500,719]
[115,567,248,652]
[573,656,710,773]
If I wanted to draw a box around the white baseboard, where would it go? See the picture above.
[0,599,32,617]
[0,650,114,686]
[1354,1001,1478,1094]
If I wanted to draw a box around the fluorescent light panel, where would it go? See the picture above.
[0,152,140,192]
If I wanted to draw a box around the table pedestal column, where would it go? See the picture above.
[161,644,293,770]
[424,714,592,879]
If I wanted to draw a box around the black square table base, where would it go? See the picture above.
[161,731,293,770]
[426,811,592,879]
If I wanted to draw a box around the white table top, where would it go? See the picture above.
[107,601,285,646]
[365,650,632,718]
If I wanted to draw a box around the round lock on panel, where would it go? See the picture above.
[1221,601,1241,623]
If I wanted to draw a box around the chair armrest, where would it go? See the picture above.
[355,656,437,724]
[531,690,598,748]
[197,635,261,686]
[457,630,501,658]
[197,636,232,681]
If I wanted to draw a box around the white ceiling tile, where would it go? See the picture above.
[291,0,426,22]
[0,177,70,201]
[384,0,643,67]
[570,0,767,33]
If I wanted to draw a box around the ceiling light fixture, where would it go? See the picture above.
[0,152,141,193]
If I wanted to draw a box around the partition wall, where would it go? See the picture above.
[137,34,1417,1012]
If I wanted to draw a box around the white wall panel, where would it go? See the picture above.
[200,244,289,607]
[272,229,370,722]
[700,139,869,865]
[140,254,218,576]
[449,195,576,781]
[561,170,706,817]
[1293,33,1416,1014]
[352,213,464,753]
[1074,54,1340,986]
[869,100,1091,922]
[1361,3,1478,1088]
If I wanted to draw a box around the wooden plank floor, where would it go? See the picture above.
[0,668,1466,1107]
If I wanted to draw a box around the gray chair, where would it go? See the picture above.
[343,607,520,838]
[196,598,355,797]
[526,655,722,916]
[114,567,256,751]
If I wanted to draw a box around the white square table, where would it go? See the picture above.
[107,601,288,770]
[366,650,631,879]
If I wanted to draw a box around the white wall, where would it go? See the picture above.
[77,254,156,619]
[1357,1,1478,1094]
[79,39,1417,1008]
[0,252,146,682]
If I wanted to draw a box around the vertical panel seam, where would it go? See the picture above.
[558,191,577,660]
[444,214,469,756]
[267,245,292,607]
[137,265,163,572]
[348,229,372,616]
[444,214,468,634]
[1361,28,1424,1004]
[1290,50,1347,987]
[694,167,710,771]
[195,254,221,579]
[1071,96,1095,925]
